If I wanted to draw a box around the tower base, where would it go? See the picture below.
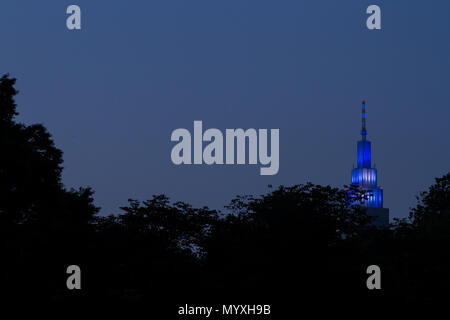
[366,207,389,228]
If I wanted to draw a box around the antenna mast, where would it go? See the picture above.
[361,99,367,140]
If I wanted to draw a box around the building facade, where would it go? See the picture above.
[350,99,389,227]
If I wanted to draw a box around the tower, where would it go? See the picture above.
[350,99,389,227]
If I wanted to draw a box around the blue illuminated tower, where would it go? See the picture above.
[350,99,389,227]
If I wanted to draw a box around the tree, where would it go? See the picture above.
[202,183,372,303]
[0,74,98,226]
[410,172,450,235]
[0,74,101,299]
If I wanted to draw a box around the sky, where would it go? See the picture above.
[1,0,449,219]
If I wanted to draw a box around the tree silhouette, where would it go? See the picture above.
[0,74,98,226]
[410,173,450,231]
[2,73,450,309]
[0,74,98,300]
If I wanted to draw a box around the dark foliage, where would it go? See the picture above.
[0,75,449,311]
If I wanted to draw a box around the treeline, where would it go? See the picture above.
[1,74,450,308]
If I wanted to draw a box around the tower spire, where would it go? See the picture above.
[361,99,367,140]
[349,99,389,227]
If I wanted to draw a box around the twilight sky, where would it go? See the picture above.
[1,0,449,219]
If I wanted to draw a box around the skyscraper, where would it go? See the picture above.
[350,99,389,227]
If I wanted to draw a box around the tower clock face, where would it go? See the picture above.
[1,0,449,311]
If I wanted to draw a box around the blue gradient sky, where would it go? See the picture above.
[1,1,449,219]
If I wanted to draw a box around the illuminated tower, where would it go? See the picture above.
[350,99,389,227]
